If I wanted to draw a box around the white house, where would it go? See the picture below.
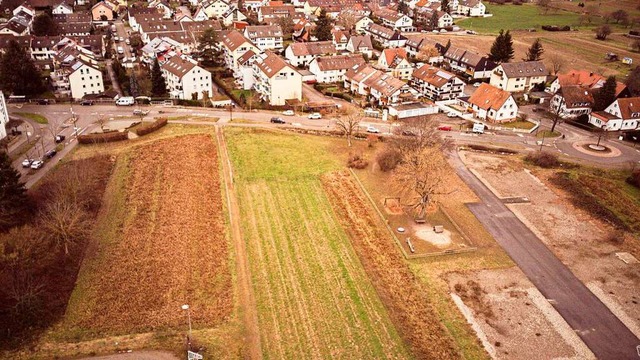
[308,54,365,83]
[354,16,373,34]
[589,97,640,131]
[253,52,302,106]
[200,0,231,18]
[346,35,373,58]
[444,46,497,80]
[161,55,212,100]
[461,83,518,123]
[377,48,413,80]
[550,86,593,118]
[220,30,260,72]
[244,25,283,51]
[410,65,465,101]
[331,29,349,52]
[343,63,417,106]
[0,92,8,140]
[489,61,548,92]
[374,8,414,32]
[148,0,173,18]
[284,41,336,67]
[455,0,486,17]
[415,8,453,29]
[365,23,406,48]
[52,2,74,15]
[236,49,258,90]
[220,6,247,26]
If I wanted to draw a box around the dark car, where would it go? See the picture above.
[270,117,286,124]
[55,135,66,143]
[80,100,94,106]
[45,149,57,159]
[38,99,50,105]
[401,129,416,136]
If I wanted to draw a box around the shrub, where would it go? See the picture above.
[135,118,168,136]
[347,154,369,169]
[78,131,129,144]
[524,151,559,168]
[377,148,402,172]
[626,169,640,188]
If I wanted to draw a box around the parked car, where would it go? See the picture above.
[21,158,33,168]
[308,112,322,119]
[117,46,124,54]
[45,149,57,158]
[437,125,452,131]
[133,109,149,116]
[366,126,380,133]
[115,96,135,106]
[447,112,458,118]
[80,99,94,105]
[38,99,50,105]
[270,117,286,124]
[473,82,482,87]
[30,160,44,169]
[55,135,66,143]
[125,38,130,45]
[401,130,416,136]
[119,37,124,42]
[282,110,295,116]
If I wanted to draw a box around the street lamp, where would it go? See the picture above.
[182,303,192,348]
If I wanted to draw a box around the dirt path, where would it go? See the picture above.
[215,126,262,359]
[80,350,179,360]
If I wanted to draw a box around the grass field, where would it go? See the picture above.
[15,112,48,124]
[502,120,537,130]
[60,134,232,339]
[225,128,411,359]
[458,4,585,34]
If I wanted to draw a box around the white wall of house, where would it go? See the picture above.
[0,92,8,140]
[253,65,302,105]
[163,66,212,100]
[550,93,591,118]
[69,64,104,99]
[490,66,546,92]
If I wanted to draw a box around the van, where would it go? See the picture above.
[472,123,485,134]
[115,97,135,106]
[117,46,124,54]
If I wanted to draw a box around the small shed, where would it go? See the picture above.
[388,102,439,119]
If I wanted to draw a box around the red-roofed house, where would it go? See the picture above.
[410,65,464,101]
[308,53,365,83]
[461,83,518,122]
[253,52,302,105]
[549,69,627,97]
[589,97,640,131]
[161,55,212,100]
[377,48,412,80]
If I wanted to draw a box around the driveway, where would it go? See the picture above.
[449,151,640,360]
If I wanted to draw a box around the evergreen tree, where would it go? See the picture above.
[197,28,223,67]
[626,66,640,96]
[32,13,59,36]
[525,38,544,61]
[0,152,31,232]
[429,11,439,30]
[398,0,409,15]
[593,76,618,111]
[0,41,44,96]
[488,29,514,63]
[129,71,140,98]
[441,0,450,14]
[314,9,333,41]
[151,58,167,97]
[443,39,451,54]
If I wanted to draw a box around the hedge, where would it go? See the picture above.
[135,118,168,136]
[78,131,129,144]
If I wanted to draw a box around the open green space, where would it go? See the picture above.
[225,128,411,359]
[458,4,587,33]
[502,120,537,130]
[15,112,48,124]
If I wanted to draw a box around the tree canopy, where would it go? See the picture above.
[32,13,59,36]
[489,29,514,63]
[0,152,31,232]
[0,40,45,96]
[151,58,167,97]
[593,76,618,111]
[197,28,223,67]
[314,9,333,41]
[626,66,640,96]
[525,38,544,61]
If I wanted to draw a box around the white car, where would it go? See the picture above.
[473,82,482,87]
[282,110,295,116]
[30,160,44,170]
[21,158,33,168]
[125,38,130,45]
[308,112,322,119]
[366,126,380,133]
[133,109,149,116]
[447,112,458,118]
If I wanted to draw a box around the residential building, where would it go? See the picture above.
[58,23,92,36]
[343,63,417,105]
[252,52,302,105]
[258,4,296,22]
[549,69,628,98]
[332,29,349,51]
[308,53,365,83]
[461,83,518,122]
[221,6,247,26]
[284,41,336,67]
[589,97,640,131]
[52,2,73,14]
[91,0,116,22]
[550,86,593,118]
[161,55,212,100]
[200,0,231,19]
[374,8,414,32]
[444,46,496,80]
[67,60,104,99]
[346,34,373,57]
[377,48,412,80]
[415,8,453,29]
[489,61,548,92]
[410,65,464,101]
[404,35,442,63]
[236,49,258,90]
[354,16,373,34]
[454,0,486,17]
[365,23,406,48]
[128,7,163,31]
[0,5,34,36]
[0,92,8,140]
[148,0,173,18]
[244,25,283,51]
[303,0,363,16]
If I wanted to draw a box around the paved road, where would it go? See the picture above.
[449,151,640,360]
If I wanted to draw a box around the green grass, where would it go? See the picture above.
[502,120,536,130]
[15,112,48,124]
[458,4,587,34]
[537,130,561,138]
[225,128,411,359]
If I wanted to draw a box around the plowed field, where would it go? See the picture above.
[322,171,459,359]
[225,128,410,359]
[62,134,231,336]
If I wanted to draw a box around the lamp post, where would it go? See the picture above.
[182,304,192,348]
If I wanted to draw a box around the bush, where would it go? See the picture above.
[524,151,560,168]
[135,118,168,136]
[542,25,571,32]
[347,154,369,169]
[78,131,129,144]
[626,169,640,188]
[377,148,402,172]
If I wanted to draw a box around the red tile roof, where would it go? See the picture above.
[467,83,512,111]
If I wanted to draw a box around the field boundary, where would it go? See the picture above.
[348,169,477,259]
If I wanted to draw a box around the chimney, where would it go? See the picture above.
[589,72,593,77]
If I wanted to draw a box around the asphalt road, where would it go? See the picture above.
[449,151,640,360]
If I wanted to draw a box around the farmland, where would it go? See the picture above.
[60,134,232,338]
[225,128,412,359]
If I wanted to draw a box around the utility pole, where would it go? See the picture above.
[181,304,192,349]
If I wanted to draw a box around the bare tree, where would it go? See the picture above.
[38,197,89,255]
[415,46,440,63]
[335,111,362,147]
[337,11,358,31]
[537,0,551,15]
[595,25,612,40]
[45,115,66,144]
[96,114,108,132]
[547,54,565,75]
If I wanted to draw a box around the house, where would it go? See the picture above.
[220,6,247,26]
[236,49,258,90]
[489,61,548,92]
[308,53,365,83]
[346,34,373,57]
[220,30,260,72]
[284,41,336,67]
[258,4,296,22]
[303,0,362,16]
[461,83,518,122]
[200,0,231,19]
[354,16,373,34]
[415,8,453,29]
[52,2,73,14]
[589,97,640,131]
[128,7,163,31]
[444,46,497,80]
[161,55,212,100]
[343,63,417,105]
[141,36,183,63]
[549,69,628,97]
[0,6,34,36]
[455,0,486,17]
[550,86,593,118]
[0,92,8,140]
[58,23,92,36]
[149,0,173,18]
[192,6,209,21]
[404,35,442,63]
[252,52,302,105]
[331,29,349,51]
[91,0,116,22]
[53,12,92,24]
[374,8,414,32]
[244,25,283,51]
[410,65,464,101]
[51,43,104,99]
[67,60,104,99]
[377,48,412,80]
[365,23,406,48]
